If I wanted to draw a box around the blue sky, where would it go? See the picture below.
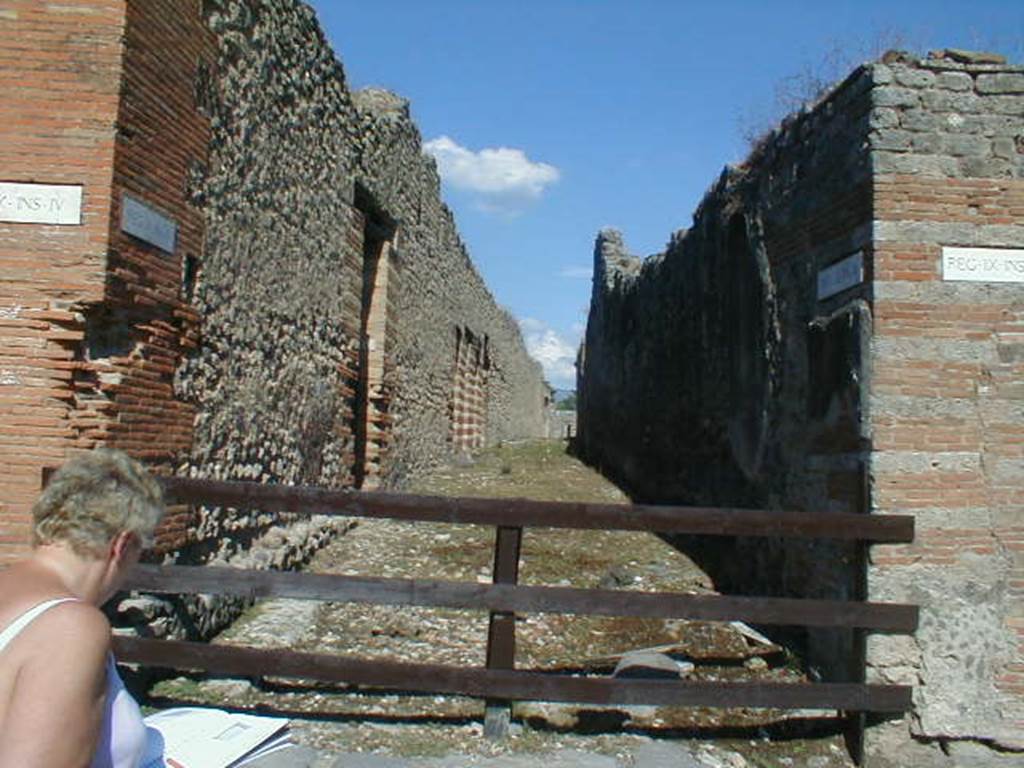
[309,1,1023,389]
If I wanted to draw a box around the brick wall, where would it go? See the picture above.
[0,1,125,566]
[99,0,213,553]
[864,53,1024,761]
[0,0,212,564]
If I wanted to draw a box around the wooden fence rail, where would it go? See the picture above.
[73,474,917,764]
[112,636,913,712]
[159,477,915,541]
[127,564,917,631]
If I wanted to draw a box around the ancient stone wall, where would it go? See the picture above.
[0,0,548,603]
[178,0,547,516]
[578,51,1024,762]
[579,63,877,678]
[347,86,549,478]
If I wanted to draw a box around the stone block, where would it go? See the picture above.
[943,134,992,157]
[871,450,982,474]
[873,151,959,176]
[936,71,974,91]
[875,219,992,245]
[871,129,913,151]
[910,132,943,153]
[991,457,1024,484]
[976,72,1024,94]
[953,113,1020,136]
[877,336,998,365]
[900,108,940,132]
[872,63,894,85]
[986,95,1024,115]
[894,68,936,88]
[922,89,981,113]
[873,86,921,108]
[869,107,900,129]
[959,156,1013,178]
[992,137,1017,159]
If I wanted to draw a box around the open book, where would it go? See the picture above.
[140,707,293,768]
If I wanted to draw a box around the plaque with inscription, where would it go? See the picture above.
[942,247,1024,283]
[0,182,82,225]
[817,250,864,301]
[121,194,177,254]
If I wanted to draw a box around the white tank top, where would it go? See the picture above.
[0,597,147,768]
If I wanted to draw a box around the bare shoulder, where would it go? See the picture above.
[38,600,110,648]
[0,602,110,766]
[19,600,111,664]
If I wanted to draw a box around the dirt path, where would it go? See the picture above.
[148,440,853,768]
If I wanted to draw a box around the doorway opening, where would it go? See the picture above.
[450,326,490,452]
[353,187,398,489]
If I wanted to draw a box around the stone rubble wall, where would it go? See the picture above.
[173,0,548,570]
[578,50,1024,763]
[347,86,549,478]
[0,0,548,640]
[578,63,877,679]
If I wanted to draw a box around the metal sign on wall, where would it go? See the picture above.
[817,250,864,301]
[942,247,1024,283]
[0,182,82,225]
[121,194,178,254]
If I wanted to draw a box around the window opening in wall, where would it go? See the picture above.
[181,253,199,302]
[84,308,133,361]
[353,187,397,490]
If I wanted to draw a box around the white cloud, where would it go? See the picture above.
[558,265,592,279]
[424,135,560,213]
[518,317,581,390]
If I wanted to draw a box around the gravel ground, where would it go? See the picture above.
[146,440,855,768]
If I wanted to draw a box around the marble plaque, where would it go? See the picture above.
[942,247,1024,283]
[121,194,177,254]
[0,182,82,225]
[818,250,864,300]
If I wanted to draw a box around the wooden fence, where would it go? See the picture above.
[105,477,916,763]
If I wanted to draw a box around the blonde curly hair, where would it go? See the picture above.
[33,449,165,557]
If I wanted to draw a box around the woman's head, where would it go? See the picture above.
[33,449,165,557]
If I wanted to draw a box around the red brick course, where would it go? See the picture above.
[0,1,126,565]
[0,0,212,563]
[871,170,1024,728]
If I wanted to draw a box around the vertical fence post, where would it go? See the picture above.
[483,524,522,739]
[844,456,871,766]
